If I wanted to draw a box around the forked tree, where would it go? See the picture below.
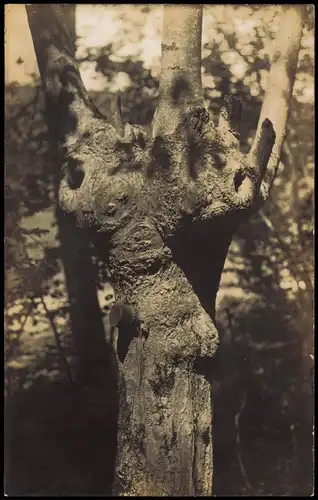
[26,4,305,496]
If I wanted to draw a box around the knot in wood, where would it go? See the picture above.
[103,202,117,216]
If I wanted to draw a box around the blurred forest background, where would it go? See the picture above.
[5,4,314,496]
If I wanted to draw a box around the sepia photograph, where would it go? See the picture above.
[4,4,314,496]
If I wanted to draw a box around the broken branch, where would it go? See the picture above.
[248,118,276,189]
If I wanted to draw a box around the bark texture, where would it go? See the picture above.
[26,4,305,496]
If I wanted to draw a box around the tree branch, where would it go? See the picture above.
[248,5,306,189]
[152,4,204,137]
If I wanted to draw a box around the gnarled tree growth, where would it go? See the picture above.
[26,4,305,496]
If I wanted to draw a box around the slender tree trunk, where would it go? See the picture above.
[152,5,204,137]
[26,4,305,495]
[56,208,110,386]
[27,5,108,386]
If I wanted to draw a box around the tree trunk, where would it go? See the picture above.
[26,4,305,495]
[110,251,219,495]
[56,207,110,386]
[27,4,109,387]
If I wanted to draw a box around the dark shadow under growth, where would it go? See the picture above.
[212,298,313,496]
[4,348,119,496]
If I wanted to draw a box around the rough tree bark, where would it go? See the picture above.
[26,4,305,496]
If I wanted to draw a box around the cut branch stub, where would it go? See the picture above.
[218,95,242,140]
[247,118,276,190]
[109,92,126,137]
[110,302,138,328]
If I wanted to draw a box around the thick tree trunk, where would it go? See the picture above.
[110,248,219,495]
[27,4,305,496]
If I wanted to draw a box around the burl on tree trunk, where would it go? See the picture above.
[27,4,305,496]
